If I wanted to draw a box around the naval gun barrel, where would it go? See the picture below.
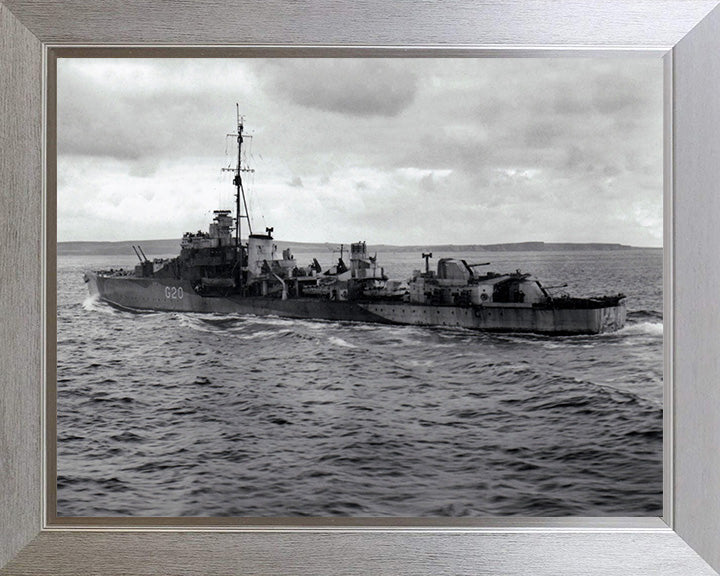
[131,245,144,263]
[137,245,149,262]
[467,262,491,267]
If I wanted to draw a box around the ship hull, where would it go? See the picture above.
[85,273,626,335]
[359,301,625,335]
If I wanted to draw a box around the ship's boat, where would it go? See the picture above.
[84,110,626,335]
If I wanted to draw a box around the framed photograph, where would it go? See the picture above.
[51,55,664,522]
[2,1,720,575]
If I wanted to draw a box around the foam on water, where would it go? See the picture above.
[81,294,107,313]
[235,328,295,340]
[620,321,664,337]
[327,336,357,348]
[174,314,222,334]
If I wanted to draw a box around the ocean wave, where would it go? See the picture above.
[620,321,663,337]
[242,315,331,331]
[399,359,435,368]
[328,336,357,349]
[174,314,222,334]
[628,309,663,322]
[81,294,119,316]
[81,294,99,309]
[234,328,295,340]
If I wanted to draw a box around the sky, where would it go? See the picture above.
[57,58,663,246]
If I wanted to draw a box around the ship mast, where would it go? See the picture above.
[234,108,243,291]
[225,104,254,295]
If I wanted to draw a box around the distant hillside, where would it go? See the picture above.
[57,238,649,257]
[58,239,182,256]
[370,241,639,253]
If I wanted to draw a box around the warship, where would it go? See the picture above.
[84,111,626,335]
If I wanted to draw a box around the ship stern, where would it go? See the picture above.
[596,297,627,333]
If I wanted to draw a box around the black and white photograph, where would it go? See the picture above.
[56,57,663,517]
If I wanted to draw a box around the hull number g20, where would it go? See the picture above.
[165,286,184,300]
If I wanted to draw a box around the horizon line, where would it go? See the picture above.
[56,238,663,250]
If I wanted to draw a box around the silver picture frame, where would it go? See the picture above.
[2,1,720,574]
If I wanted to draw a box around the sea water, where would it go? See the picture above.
[56,248,662,516]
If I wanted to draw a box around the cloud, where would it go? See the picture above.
[57,58,663,247]
[57,59,257,161]
[592,72,648,115]
[261,60,418,117]
[57,155,224,242]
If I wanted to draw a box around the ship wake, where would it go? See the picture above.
[619,321,663,337]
